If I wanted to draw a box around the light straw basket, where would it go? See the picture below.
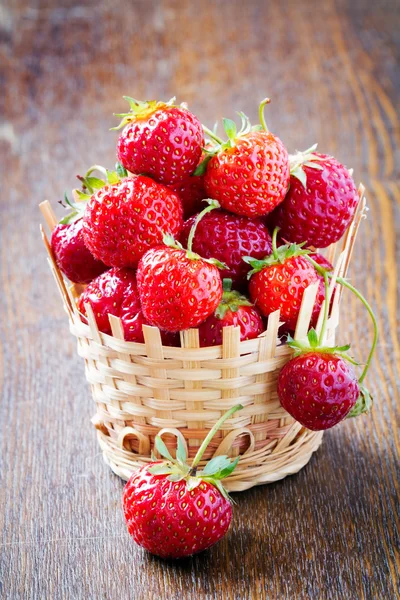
[39,186,366,491]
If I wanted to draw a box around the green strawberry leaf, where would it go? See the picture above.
[84,176,106,191]
[214,456,240,479]
[347,385,373,418]
[116,161,128,178]
[155,435,174,462]
[307,328,319,348]
[194,155,213,176]
[223,118,237,142]
[202,455,232,476]
[148,464,174,476]
[176,436,187,465]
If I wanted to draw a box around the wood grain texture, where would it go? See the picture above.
[0,0,399,598]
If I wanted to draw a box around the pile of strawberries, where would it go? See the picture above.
[50,95,377,559]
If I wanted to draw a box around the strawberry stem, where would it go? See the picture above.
[186,200,220,253]
[271,226,280,261]
[306,255,378,384]
[318,270,330,345]
[259,98,271,133]
[190,404,243,471]
[202,124,224,145]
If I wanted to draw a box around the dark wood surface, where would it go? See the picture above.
[1,1,399,598]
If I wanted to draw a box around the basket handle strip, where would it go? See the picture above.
[109,315,147,426]
[294,282,319,342]
[40,224,74,316]
[181,328,204,447]
[252,310,281,439]
[315,250,345,342]
[117,426,151,455]
[153,428,188,460]
[39,200,58,232]
[212,428,255,459]
[221,326,242,457]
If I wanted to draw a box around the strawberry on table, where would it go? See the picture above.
[123,405,243,559]
[198,279,264,346]
[82,170,183,269]
[180,209,272,289]
[137,201,225,332]
[199,99,290,218]
[113,97,204,185]
[271,145,359,248]
[51,218,107,284]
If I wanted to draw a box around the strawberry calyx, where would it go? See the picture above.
[243,226,310,277]
[111,96,177,130]
[347,385,373,418]
[286,328,358,365]
[148,404,243,500]
[194,111,262,176]
[214,279,253,319]
[58,164,128,225]
[289,144,324,189]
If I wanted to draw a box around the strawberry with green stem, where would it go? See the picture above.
[243,228,321,331]
[198,278,264,347]
[198,99,290,218]
[113,97,204,185]
[78,164,183,269]
[123,404,243,559]
[137,200,227,332]
[270,144,359,248]
[278,259,378,429]
[304,254,378,415]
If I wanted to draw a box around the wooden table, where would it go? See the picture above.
[1,1,399,598]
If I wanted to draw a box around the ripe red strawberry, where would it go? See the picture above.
[198,279,264,346]
[114,97,204,185]
[278,330,360,430]
[170,172,206,218]
[137,245,222,332]
[271,147,359,248]
[200,100,290,218]
[123,405,242,558]
[51,219,107,284]
[78,267,179,345]
[137,201,224,332]
[244,236,320,331]
[82,174,183,269]
[180,210,272,289]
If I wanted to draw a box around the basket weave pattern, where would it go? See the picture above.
[40,187,366,491]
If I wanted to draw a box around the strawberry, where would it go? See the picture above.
[199,99,290,218]
[244,233,320,331]
[170,172,206,218]
[180,209,272,289]
[113,97,204,185]
[82,172,183,269]
[137,201,225,332]
[271,146,359,248]
[51,219,107,284]
[77,267,179,345]
[278,329,360,430]
[198,279,264,346]
[123,405,242,558]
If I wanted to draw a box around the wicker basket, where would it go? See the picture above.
[39,186,366,492]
